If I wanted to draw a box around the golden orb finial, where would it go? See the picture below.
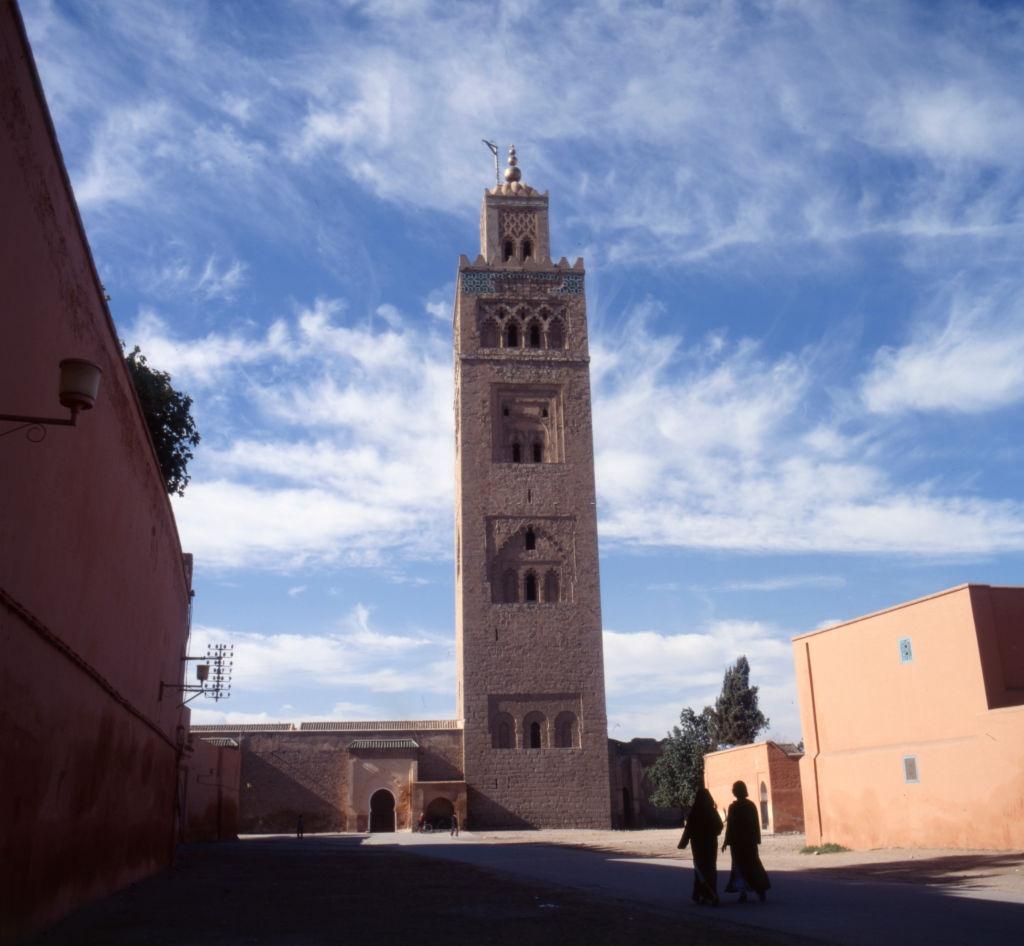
[504,144,522,183]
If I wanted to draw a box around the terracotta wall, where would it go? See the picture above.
[794,584,1024,850]
[703,742,804,834]
[183,740,241,842]
[0,5,192,939]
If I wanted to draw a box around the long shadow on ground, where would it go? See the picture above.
[390,835,1024,946]
[29,835,813,946]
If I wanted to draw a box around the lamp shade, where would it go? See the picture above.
[58,359,103,412]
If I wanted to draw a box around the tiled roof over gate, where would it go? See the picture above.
[347,738,419,750]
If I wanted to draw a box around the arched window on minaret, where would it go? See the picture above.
[528,320,542,349]
[525,528,536,551]
[554,711,578,748]
[503,569,519,603]
[544,569,559,603]
[524,571,538,602]
[547,317,564,350]
[506,320,520,348]
[532,441,543,463]
[492,712,515,749]
[511,442,522,463]
[522,238,533,260]
[503,239,514,261]
[523,712,546,749]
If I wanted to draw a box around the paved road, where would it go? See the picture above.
[372,833,1024,946]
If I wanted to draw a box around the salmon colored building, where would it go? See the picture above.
[1,4,195,938]
[793,584,1024,851]
[703,741,804,834]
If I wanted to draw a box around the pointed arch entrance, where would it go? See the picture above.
[369,789,396,833]
[424,797,455,831]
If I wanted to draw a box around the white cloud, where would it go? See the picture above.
[286,585,307,597]
[593,304,1024,555]
[603,622,799,741]
[74,102,176,208]
[713,576,846,592]
[32,1,1024,267]
[189,606,452,697]
[197,256,247,300]
[862,289,1024,414]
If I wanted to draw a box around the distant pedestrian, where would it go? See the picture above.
[722,781,770,903]
[450,813,460,837]
[417,811,425,833]
[296,814,304,839]
[678,788,723,905]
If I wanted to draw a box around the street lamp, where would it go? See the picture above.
[1,358,103,440]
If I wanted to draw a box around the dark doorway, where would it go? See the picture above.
[369,789,395,833]
[424,797,455,831]
[622,787,633,829]
[760,781,770,830]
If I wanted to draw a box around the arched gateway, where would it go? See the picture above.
[424,797,455,830]
[369,789,395,833]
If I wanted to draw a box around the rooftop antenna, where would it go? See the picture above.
[482,139,500,186]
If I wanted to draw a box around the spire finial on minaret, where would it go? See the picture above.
[504,144,522,183]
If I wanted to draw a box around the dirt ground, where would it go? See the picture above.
[30,834,820,946]
[469,829,1024,900]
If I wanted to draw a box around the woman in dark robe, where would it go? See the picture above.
[678,787,723,905]
[722,780,771,902]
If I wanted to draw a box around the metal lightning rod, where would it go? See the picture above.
[482,139,500,186]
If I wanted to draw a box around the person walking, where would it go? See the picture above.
[296,814,304,839]
[722,781,771,902]
[450,812,460,837]
[678,787,723,905]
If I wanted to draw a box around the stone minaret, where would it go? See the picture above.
[453,147,611,827]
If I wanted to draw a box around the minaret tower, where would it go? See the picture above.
[453,147,611,827]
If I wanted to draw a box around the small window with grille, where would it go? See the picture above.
[898,637,913,663]
[903,756,919,783]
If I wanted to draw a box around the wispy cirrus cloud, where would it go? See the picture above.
[125,288,1024,573]
[25,1,1024,270]
[189,603,452,698]
[592,302,1024,555]
[861,287,1024,415]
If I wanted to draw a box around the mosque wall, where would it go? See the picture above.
[191,724,464,833]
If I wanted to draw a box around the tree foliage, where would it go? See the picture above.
[124,345,200,497]
[711,655,769,746]
[647,655,770,812]
[647,706,717,811]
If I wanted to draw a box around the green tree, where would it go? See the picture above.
[646,706,717,811]
[712,655,769,746]
[124,345,200,497]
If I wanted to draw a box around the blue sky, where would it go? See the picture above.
[25,0,1024,741]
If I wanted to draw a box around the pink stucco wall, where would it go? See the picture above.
[0,4,192,938]
[793,584,1024,850]
[704,741,804,834]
